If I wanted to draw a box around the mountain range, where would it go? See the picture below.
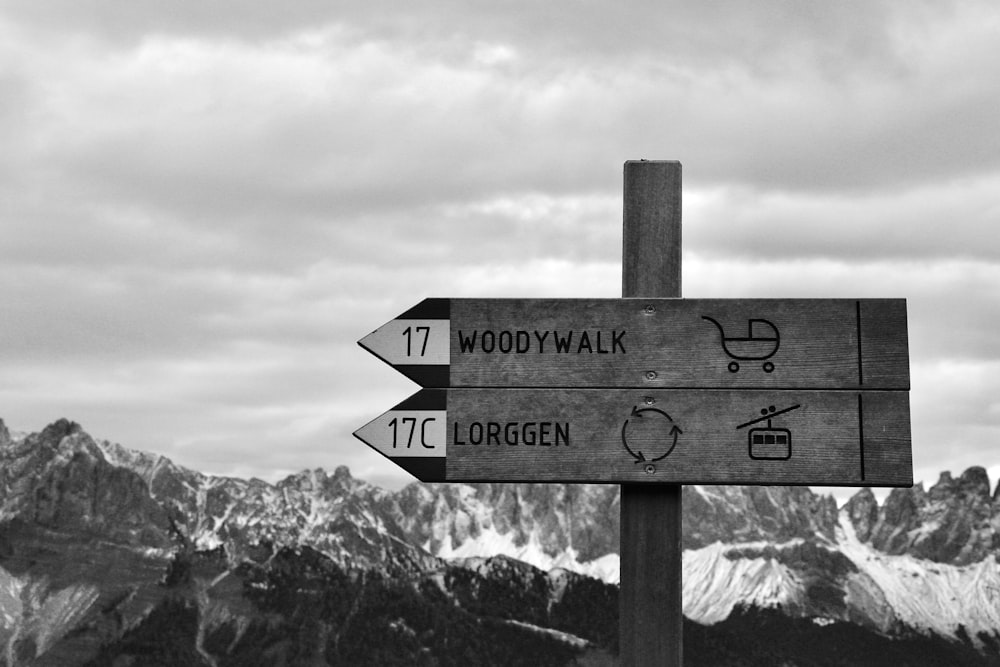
[1,417,999,665]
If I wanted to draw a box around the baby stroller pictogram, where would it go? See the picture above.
[702,315,780,373]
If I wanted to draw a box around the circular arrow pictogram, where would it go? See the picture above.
[621,406,683,463]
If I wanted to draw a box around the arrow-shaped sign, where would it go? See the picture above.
[354,388,911,486]
[358,298,909,390]
[358,299,451,387]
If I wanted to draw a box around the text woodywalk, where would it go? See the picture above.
[457,329,626,355]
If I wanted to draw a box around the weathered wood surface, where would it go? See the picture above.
[358,297,909,390]
[620,482,681,665]
[353,387,912,486]
[620,158,683,667]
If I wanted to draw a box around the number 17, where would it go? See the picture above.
[402,326,431,356]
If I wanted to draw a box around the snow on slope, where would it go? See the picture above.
[838,510,1000,642]
[0,565,100,661]
[433,525,621,583]
[683,541,805,624]
[436,512,1000,646]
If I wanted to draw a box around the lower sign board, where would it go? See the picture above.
[353,389,911,486]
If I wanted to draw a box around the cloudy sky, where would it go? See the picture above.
[2,1,998,500]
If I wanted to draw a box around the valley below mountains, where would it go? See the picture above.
[1,417,999,665]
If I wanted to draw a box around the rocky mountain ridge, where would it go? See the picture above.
[5,418,998,573]
[2,417,1000,665]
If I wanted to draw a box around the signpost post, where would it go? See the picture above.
[353,161,912,666]
[619,160,683,667]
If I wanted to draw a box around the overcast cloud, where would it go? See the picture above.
[1,0,998,499]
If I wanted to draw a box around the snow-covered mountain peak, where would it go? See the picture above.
[3,417,1000,660]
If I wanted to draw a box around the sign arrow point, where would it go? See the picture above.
[353,389,448,482]
[356,299,451,387]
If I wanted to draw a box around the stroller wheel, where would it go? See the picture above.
[727,361,740,373]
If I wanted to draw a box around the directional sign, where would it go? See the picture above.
[353,388,911,486]
[358,298,908,390]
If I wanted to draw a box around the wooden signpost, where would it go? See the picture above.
[354,161,912,666]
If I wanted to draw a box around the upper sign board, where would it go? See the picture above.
[353,387,911,486]
[358,298,909,390]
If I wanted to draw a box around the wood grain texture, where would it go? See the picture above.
[621,160,682,667]
[620,483,681,666]
[441,387,911,485]
[622,160,681,298]
[446,298,909,389]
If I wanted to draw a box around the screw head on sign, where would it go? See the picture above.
[645,371,658,381]
[644,304,656,315]
[644,464,656,475]
[644,396,655,405]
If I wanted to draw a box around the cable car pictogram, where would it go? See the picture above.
[736,404,800,460]
[702,315,780,373]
